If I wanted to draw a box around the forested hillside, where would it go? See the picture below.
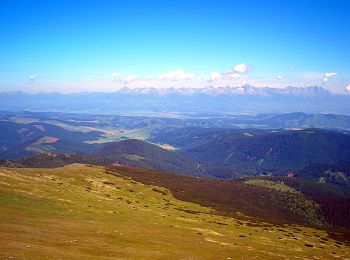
[96,139,206,176]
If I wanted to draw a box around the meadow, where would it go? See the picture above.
[0,164,349,259]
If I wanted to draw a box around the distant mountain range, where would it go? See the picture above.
[1,85,349,114]
[2,114,350,184]
[1,114,350,187]
[109,85,332,96]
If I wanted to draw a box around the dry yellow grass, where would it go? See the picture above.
[0,164,349,259]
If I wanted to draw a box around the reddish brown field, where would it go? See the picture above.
[106,166,307,224]
[106,165,350,243]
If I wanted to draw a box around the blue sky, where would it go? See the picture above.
[1,0,350,93]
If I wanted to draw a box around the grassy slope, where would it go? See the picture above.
[0,165,349,259]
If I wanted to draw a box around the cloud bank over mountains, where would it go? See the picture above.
[1,85,350,115]
[4,63,349,94]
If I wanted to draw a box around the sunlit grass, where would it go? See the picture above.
[0,165,348,259]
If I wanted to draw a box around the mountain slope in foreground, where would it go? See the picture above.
[0,164,349,259]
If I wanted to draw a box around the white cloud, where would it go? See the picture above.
[29,75,37,81]
[276,75,283,80]
[158,69,195,81]
[210,71,221,81]
[230,73,243,78]
[325,72,337,78]
[223,63,252,78]
[120,75,139,84]
[123,75,138,81]
[233,63,250,74]
[111,72,120,79]
[110,72,138,84]
[323,72,337,82]
[346,83,350,93]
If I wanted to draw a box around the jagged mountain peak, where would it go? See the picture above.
[112,85,331,96]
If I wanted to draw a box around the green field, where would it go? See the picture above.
[244,179,300,194]
[0,165,349,259]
